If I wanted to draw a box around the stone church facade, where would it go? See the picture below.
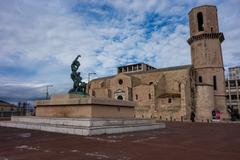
[88,5,229,121]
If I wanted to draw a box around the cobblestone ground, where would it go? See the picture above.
[0,122,240,160]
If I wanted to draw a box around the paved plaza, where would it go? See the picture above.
[0,122,240,160]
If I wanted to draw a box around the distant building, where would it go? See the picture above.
[0,100,17,117]
[226,66,240,120]
[228,67,240,80]
[88,5,229,122]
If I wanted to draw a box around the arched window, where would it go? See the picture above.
[92,91,95,96]
[135,94,138,100]
[199,76,203,83]
[213,76,217,90]
[117,95,123,100]
[197,12,204,31]
[168,98,172,103]
[148,93,151,99]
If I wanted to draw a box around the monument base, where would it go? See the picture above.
[0,94,165,135]
[35,94,135,118]
[0,116,166,136]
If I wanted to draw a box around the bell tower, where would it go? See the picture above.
[188,5,228,120]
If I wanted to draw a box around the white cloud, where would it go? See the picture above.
[0,0,239,101]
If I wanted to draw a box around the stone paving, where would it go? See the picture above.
[0,122,240,160]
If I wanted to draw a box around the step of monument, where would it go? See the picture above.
[0,120,165,136]
[11,116,156,127]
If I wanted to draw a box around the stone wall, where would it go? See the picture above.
[89,66,193,121]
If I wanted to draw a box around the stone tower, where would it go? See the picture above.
[188,5,228,121]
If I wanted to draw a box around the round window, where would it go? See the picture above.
[118,79,123,85]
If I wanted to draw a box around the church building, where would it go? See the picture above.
[88,5,229,121]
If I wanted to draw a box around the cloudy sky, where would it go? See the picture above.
[0,0,239,102]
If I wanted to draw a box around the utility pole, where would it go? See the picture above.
[88,72,96,83]
[45,85,53,100]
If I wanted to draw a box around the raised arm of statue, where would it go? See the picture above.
[71,55,81,72]
[75,55,81,61]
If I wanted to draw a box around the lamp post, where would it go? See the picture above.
[88,72,96,83]
[45,85,53,100]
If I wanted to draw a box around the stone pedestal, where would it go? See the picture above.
[35,94,135,118]
[0,94,165,135]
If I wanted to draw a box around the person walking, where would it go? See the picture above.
[190,111,195,122]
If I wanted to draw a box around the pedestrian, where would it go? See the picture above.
[190,111,195,122]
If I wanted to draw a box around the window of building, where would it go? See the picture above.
[135,94,138,100]
[213,76,217,90]
[92,91,95,96]
[211,27,213,32]
[138,64,142,70]
[199,76,203,83]
[133,65,137,71]
[230,81,236,88]
[118,68,122,73]
[225,82,228,87]
[231,95,237,100]
[117,95,123,100]
[118,79,123,85]
[129,67,132,71]
[226,95,229,99]
[168,98,172,103]
[197,12,204,31]
[148,93,151,99]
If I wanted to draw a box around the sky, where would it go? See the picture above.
[0,0,239,102]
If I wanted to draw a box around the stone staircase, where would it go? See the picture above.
[0,116,165,136]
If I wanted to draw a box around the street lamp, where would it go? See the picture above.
[88,72,96,83]
[45,85,53,100]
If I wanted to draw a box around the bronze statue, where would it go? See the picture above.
[69,55,87,95]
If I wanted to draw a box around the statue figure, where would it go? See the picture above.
[68,55,87,95]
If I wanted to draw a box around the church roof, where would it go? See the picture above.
[129,64,193,75]
[91,64,192,82]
